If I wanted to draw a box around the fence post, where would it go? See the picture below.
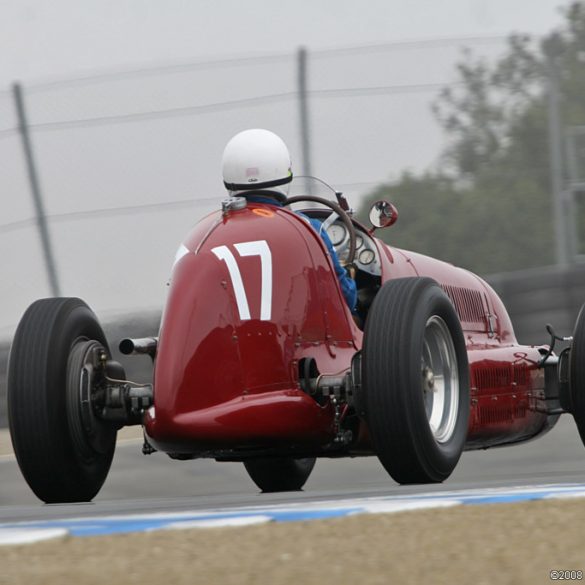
[297,47,313,181]
[545,55,571,266]
[12,82,61,297]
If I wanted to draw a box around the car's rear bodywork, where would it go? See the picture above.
[144,202,554,457]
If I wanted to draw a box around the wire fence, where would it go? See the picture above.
[0,36,512,335]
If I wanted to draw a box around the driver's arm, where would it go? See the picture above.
[306,217,357,312]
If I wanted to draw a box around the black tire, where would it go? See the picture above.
[243,457,316,492]
[362,277,469,484]
[7,298,117,503]
[570,303,585,445]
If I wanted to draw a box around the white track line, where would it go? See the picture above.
[2,483,585,546]
[0,528,67,546]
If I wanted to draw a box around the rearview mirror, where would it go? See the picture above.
[368,200,398,230]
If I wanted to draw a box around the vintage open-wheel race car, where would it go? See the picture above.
[7,177,585,502]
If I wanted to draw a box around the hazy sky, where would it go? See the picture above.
[0,0,567,86]
[0,0,568,335]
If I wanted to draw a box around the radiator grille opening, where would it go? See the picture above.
[473,365,530,390]
[441,285,485,324]
[477,401,527,425]
[473,366,512,389]
[478,404,514,425]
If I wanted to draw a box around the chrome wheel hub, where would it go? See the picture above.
[421,316,459,443]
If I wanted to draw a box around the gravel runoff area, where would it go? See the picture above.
[1,498,584,585]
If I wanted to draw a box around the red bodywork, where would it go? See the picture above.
[144,203,554,456]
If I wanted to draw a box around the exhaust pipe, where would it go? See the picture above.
[119,337,158,358]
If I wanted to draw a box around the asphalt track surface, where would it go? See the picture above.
[2,415,585,525]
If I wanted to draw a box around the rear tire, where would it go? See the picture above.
[244,457,316,492]
[570,304,585,445]
[8,298,117,503]
[363,278,470,484]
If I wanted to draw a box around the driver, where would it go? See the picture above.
[222,128,357,312]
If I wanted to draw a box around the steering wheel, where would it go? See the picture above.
[284,195,357,265]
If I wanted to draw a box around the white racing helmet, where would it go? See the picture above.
[222,129,293,202]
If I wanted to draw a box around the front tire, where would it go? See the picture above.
[244,457,316,492]
[362,278,470,484]
[570,304,585,445]
[8,298,117,503]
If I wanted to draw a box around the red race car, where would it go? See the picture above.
[7,178,585,502]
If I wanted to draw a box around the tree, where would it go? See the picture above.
[359,1,585,274]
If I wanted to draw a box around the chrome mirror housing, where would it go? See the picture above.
[368,200,398,230]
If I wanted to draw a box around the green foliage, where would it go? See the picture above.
[359,1,585,273]
[360,170,554,274]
